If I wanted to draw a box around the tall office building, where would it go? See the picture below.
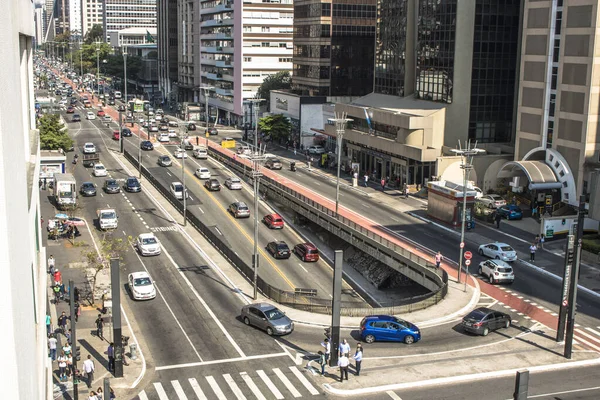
[509,0,600,205]
[157,0,178,101]
[69,0,82,39]
[0,0,48,398]
[55,0,70,35]
[292,0,377,97]
[35,6,45,47]
[104,0,157,40]
[81,0,103,36]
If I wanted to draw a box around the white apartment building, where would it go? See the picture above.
[0,1,48,398]
[68,0,82,39]
[177,0,293,126]
[105,0,157,38]
[81,0,103,36]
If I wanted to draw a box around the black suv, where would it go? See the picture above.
[121,127,132,137]
[266,241,291,259]
[125,177,142,193]
[204,178,221,191]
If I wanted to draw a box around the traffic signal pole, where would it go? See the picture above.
[69,279,79,400]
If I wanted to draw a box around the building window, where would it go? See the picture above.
[375,0,409,96]
[244,57,252,62]
[555,11,562,35]
[551,67,558,90]
[261,26,270,32]
[553,39,560,63]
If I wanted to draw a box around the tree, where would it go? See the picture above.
[82,233,132,303]
[85,24,104,44]
[256,71,292,108]
[258,114,292,142]
[38,114,73,152]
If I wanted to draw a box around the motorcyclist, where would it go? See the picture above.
[290,161,296,171]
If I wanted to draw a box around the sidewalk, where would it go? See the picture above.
[41,190,143,399]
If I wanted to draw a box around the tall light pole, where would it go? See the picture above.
[96,42,100,98]
[248,97,265,300]
[200,85,214,148]
[451,142,484,290]
[79,41,83,78]
[181,128,188,226]
[329,112,353,217]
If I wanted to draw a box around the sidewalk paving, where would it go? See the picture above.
[41,189,143,399]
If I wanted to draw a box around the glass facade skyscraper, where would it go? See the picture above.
[374,0,408,96]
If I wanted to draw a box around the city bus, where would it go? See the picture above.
[128,99,149,113]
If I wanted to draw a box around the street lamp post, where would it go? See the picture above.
[96,43,100,98]
[200,86,214,148]
[248,97,265,300]
[451,142,484,290]
[181,127,188,227]
[329,112,353,217]
[79,41,83,78]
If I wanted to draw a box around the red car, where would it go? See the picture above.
[263,213,284,229]
[97,110,105,117]
[294,243,320,262]
[66,106,75,113]
[112,130,120,140]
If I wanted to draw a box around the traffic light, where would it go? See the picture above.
[74,345,81,361]
[567,249,574,265]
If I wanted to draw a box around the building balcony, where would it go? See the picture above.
[202,1,233,15]
[200,32,233,40]
[200,57,218,66]
[201,18,234,28]
[215,59,233,68]
[216,87,234,96]
[222,73,234,81]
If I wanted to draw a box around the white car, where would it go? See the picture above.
[83,142,96,154]
[225,176,242,190]
[149,125,159,132]
[93,163,108,177]
[193,147,208,159]
[136,233,161,256]
[173,148,188,159]
[158,133,170,142]
[168,129,178,138]
[308,145,325,154]
[169,181,188,200]
[155,114,162,121]
[138,117,145,124]
[168,120,179,127]
[128,271,157,300]
[195,167,211,179]
[478,259,515,284]
[237,146,251,155]
[478,194,506,209]
[478,242,518,262]
[86,111,96,120]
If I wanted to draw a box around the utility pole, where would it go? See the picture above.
[564,195,586,359]
[69,279,79,400]
[451,141,484,289]
[79,41,83,78]
[181,126,187,227]
[557,234,575,342]
[200,85,214,148]
[328,112,353,217]
[96,42,100,98]
[330,250,343,367]
[248,97,264,300]
[110,258,124,377]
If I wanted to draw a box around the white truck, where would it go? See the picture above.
[53,173,77,209]
[97,208,118,230]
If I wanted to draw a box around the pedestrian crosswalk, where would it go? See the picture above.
[137,366,321,399]
[573,326,600,352]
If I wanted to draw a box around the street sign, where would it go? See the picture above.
[465,259,471,266]
[464,251,473,260]
[460,242,465,249]
[562,300,568,306]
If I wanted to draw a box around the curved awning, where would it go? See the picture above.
[499,160,562,190]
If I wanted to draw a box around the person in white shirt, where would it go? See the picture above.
[353,343,363,376]
[337,353,349,382]
[48,255,56,274]
[321,338,331,363]
[339,338,351,357]
[82,355,95,388]
[57,351,68,381]
[48,335,58,361]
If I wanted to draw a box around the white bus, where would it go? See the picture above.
[114,91,122,99]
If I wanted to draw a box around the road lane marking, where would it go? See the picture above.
[156,352,289,370]
[171,380,188,400]
[273,368,302,397]
[240,372,266,400]
[586,327,600,337]
[514,386,600,399]
[198,206,204,213]
[188,378,208,400]
[215,227,223,235]
[206,376,228,400]
[153,383,169,400]
[223,374,247,400]
[387,391,403,400]
[137,391,148,400]
[257,369,284,399]
[289,366,320,395]
[298,263,308,273]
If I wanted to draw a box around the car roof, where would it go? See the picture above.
[172,181,183,186]
[362,315,399,322]
[484,242,510,247]
[245,302,278,312]
[138,233,156,239]
[82,181,94,186]
[298,242,317,250]
[229,176,240,181]
[487,259,511,267]
[130,271,151,280]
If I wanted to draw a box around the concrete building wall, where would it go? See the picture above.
[81,0,103,36]
[0,1,47,398]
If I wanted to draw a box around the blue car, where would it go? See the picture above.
[140,140,154,151]
[497,204,523,220]
[359,315,421,344]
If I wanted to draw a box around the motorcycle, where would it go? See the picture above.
[290,162,296,172]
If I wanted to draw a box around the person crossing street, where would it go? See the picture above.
[529,243,537,262]
[435,251,443,269]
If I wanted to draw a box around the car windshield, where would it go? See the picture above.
[466,310,487,320]
[101,212,116,219]
[83,183,93,189]
[238,205,248,211]
[107,180,117,185]
[141,237,157,245]
[512,207,522,212]
[271,159,281,163]
[500,246,513,252]
[174,185,183,192]
[264,308,285,320]
[128,179,138,185]
[273,217,282,223]
[133,277,152,286]
[231,178,240,183]
[95,165,105,170]
[497,267,512,273]
[277,243,288,250]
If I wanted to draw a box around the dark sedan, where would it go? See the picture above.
[140,140,154,150]
[118,105,126,112]
[79,182,97,196]
[266,241,291,259]
[462,307,511,336]
[125,177,142,193]
[187,123,196,131]
[206,127,218,135]
[72,114,81,122]
[121,127,132,137]
[103,179,121,194]
[204,178,221,191]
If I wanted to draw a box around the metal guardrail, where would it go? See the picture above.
[123,149,449,315]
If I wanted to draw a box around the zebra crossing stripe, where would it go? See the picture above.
[288,366,320,395]
[206,376,228,400]
[171,380,188,400]
[257,369,284,400]
[188,378,207,400]
[223,373,247,400]
[138,390,149,400]
[153,382,169,400]
[240,372,267,400]
[273,368,302,398]
[585,327,600,337]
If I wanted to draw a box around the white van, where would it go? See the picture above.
[114,91,122,99]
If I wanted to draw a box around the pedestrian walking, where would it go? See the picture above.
[534,234,540,248]
[47,255,55,274]
[96,387,104,400]
[435,251,443,269]
[67,353,74,377]
[380,178,386,191]
[53,284,62,304]
[62,342,72,357]
[338,353,350,382]
[46,314,52,336]
[43,177,47,190]
[294,147,297,156]
[495,212,502,229]
[95,314,104,339]
[39,178,43,190]
[196,136,199,146]
[65,329,72,345]
[317,350,326,375]
[87,391,98,400]
[48,335,58,361]
[353,344,363,376]
[529,243,537,262]
[54,268,62,286]
[82,355,95,388]
[58,311,69,334]
[339,338,351,357]
[58,351,68,381]
[540,234,545,249]
[107,343,115,372]
[321,338,331,364]
[363,174,369,187]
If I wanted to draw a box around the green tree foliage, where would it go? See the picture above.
[38,114,73,152]
[258,114,292,142]
[256,71,292,108]
[55,30,71,44]
[84,24,104,44]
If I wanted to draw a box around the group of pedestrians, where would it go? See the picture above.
[318,338,364,382]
